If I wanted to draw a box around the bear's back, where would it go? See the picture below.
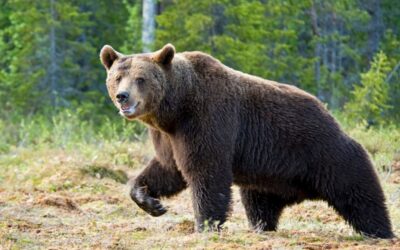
[181,51,342,140]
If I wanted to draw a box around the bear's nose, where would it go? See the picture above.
[116,91,129,104]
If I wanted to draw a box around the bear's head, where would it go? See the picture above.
[100,44,175,121]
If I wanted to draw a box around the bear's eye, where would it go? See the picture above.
[136,77,145,85]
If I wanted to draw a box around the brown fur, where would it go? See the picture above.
[100,44,394,238]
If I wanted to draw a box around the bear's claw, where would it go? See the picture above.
[130,186,167,217]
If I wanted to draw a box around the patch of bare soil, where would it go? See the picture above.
[6,219,42,233]
[73,194,122,205]
[35,194,80,211]
[251,236,400,250]
[311,238,400,250]
[390,161,400,184]
[307,238,400,250]
[209,242,251,249]
[168,219,195,234]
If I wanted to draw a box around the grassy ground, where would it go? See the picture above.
[0,120,399,249]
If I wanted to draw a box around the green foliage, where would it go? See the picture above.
[310,0,370,108]
[157,0,316,90]
[214,0,315,89]
[0,109,146,150]
[380,5,400,121]
[121,0,142,54]
[156,0,220,53]
[0,0,49,113]
[0,0,134,116]
[155,0,386,112]
[0,0,400,145]
[345,52,392,124]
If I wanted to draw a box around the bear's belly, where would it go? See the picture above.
[232,170,318,200]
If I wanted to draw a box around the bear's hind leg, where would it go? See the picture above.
[323,164,394,239]
[240,188,296,232]
[326,184,394,238]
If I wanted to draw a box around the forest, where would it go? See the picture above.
[1,0,400,126]
[0,0,399,249]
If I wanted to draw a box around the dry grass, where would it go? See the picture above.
[0,127,399,249]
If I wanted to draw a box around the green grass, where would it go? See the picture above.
[0,112,399,249]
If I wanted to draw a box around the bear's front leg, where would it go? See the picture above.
[186,163,233,232]
[130,158,187,216]
[172,112,237,232]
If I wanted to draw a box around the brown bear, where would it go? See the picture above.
[100,44,394,238]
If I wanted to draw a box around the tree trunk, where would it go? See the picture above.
[364,0,384,60]
[310,3,322,99]
[49,0,57,106]
[142,0,156,53]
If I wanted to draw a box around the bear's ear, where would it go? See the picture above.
[153,43,175,65]
[100,45,120,70]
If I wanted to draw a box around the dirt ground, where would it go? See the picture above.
[0,144,399,249]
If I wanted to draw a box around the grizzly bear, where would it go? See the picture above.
[100,44,394,238]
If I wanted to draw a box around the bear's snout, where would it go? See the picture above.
[116,91,130,104]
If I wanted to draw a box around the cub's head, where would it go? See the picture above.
[100,44,175,120]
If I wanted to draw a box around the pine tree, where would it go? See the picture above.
[380,0,400,121]
[156,0,229,53]
[213,0,315,89]
[0,0,45,114]
[0,0,134,117]
[345,51,392,125]
[121,0,142,54]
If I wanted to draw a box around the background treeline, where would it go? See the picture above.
[0,0,399,145]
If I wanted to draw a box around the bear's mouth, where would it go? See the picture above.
[119,102,140,118]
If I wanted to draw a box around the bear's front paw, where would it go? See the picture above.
[196,220,223,233]
[130,186,167,217]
